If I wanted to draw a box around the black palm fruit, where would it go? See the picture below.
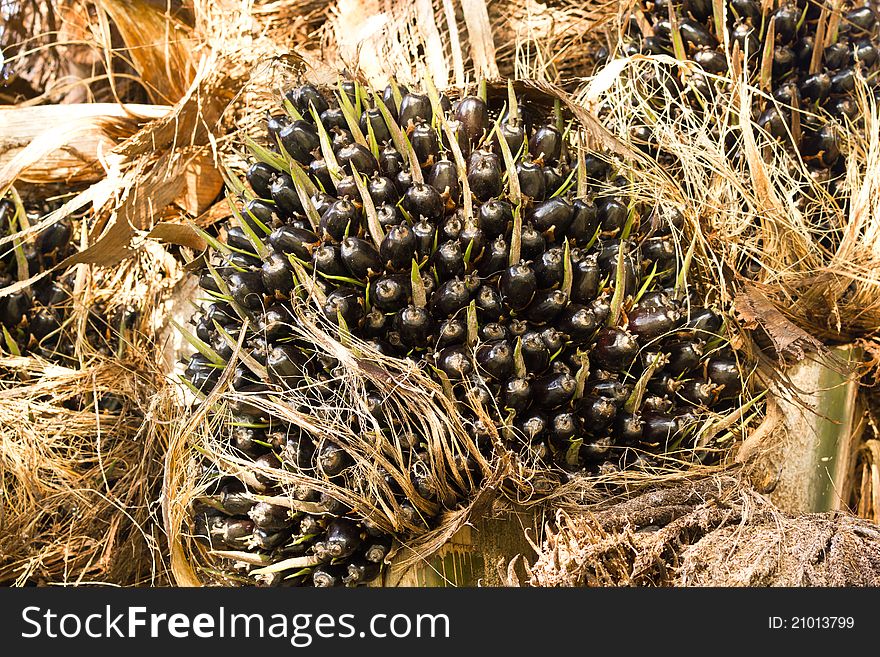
[182,79,751,587]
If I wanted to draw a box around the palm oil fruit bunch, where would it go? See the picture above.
[0,196,74,362]
[184,78,747,585]
[621,1,879,198]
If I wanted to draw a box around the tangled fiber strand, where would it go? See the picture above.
[527,474,880,586]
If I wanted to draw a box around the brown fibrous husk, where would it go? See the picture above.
[525,474,880,586]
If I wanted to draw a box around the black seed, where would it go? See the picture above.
[613,413,643,444]
[375,203,399,229]
[706,358,742,398]
[800,72,831,101]
[530,197,574,236]
[320,107,346,131]
[480,322,507,342]
[308,158,334,192]
[411,120,439,167]
[431,277,470,317]
[317,440,351,476]
[731,20,760,57]
[628,304,679,341]
[362,308,387,338]
[311,192,336,218]
[404,182,444,219]
[340,237,382,279]
[571,253,600,303]
[500,263,537,310]
[521,330,550,373]
[437,345,473,379]
[550,411,581,447]
[475,285,503,322]
[532,372,577,409]
[246,162,276,199]
[597,197,628,233]
[268,174,306,220]
[398,93,432,128]
[541,327,565,353]
[267,344,304,384]
[366,175,398,207]
[412,217,436,257]
[261,251,294,297]
[279,120,320,164]
[268,225,317,260]
[693,47,727,73]
[855,39,879,67]
[518,411,549,441]
[337,142,378,175]
[266,112,290,142]
[360,107,391,144]
[437,318,466,346]
[479,235,509,277]
[832,67,857,94]
[476,340,515,380]
[845,7,876,33]
[680,378,719,406]
[592,328,638,372]
[428,159,461,202]
[323,287,364,327]
[370,275,409,311]
[467,149,503,201]
[526,290,569,324]
[456,96,489,144]
[379,223,416,271]
[325,518,362,559]
[395,305,433,347]
[517,157,546,200]
[312,243,346,276]
[557,304,598,342]
[568,198,599,244]
[433,240,464,279]
[502,377,532,414]
[578,396,617,430]
[242,199,274,231]
[678,307,722,337]
[758,107,788,139]
[479,199,513,237]
[664,341,704,374]
[260,305,294,341]
[533,247,565,290]
[380,145,405,178]
[497,120,526,158]
[227,270,265,310]
[679,18,717,48]
[286,83,328,116]
[529,125,562,163]
[520,224,546,261]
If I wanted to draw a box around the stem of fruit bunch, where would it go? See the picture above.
[760,18,776,92]
[351,164,385,248]
[426,72,475,222]
[466,301,479,347]
[411,259,427,308]
[712,0,727,52]
[668,3,687,63]
[495,122,521,206]
[509,205,522,266]
[309,104,343,185]
[624,352,667,414]
[289,162,322,231]
[673,231,698,302]
[336,79,369,147]
[8,189,31,291]
[606,240,626,327]
[371,88,423,184]
[507,79,519,124]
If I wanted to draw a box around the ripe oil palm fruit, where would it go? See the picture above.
[184,78,748,586]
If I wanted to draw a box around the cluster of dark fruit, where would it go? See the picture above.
[0,197,74,362]
[184,79,745,586]
[617,1,879,195]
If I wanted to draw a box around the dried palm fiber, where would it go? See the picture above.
[524,473,880,586]
[318,0,621,91]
